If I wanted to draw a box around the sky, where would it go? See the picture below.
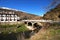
[0,0,54,16]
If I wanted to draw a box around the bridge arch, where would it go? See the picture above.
[32,22,42,33]
[33,22,42,28]
[28,22,32,26]
[24,22,27,24]
[33,23,38,28]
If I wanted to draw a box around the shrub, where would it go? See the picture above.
[16,24,28,32]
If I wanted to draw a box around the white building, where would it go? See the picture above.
[0,7,20,22]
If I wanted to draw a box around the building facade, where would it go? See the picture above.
[0,7,20,22]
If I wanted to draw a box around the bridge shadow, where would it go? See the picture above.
[33,23,42,33]
[23,22,42,39]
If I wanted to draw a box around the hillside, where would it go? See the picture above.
[43,4,60,21]
[0,7,42,20]
[15,11,42,20]
[28,4,60,40]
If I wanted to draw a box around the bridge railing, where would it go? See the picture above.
[22,20,53,22]
[22,20,60,23]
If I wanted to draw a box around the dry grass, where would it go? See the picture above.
[28,28,60,40]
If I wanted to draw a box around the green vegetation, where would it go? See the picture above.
[46,29,60,40]
[0,24,17,28]
[16,24,29,32]
[0,24,28,34]
[51,23,60,26]
[31,22,60,40]
[45,23,60,40]
[48,22,60,29]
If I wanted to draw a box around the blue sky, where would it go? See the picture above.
[0,0,53,16]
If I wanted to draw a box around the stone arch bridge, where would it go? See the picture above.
[22,20,54,30]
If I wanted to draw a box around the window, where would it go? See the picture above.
[14,19,16,21]
[5,19,8,21]
[11,15,14,17]
[3,15,5,17]
[1,19,4,21]
[1,15,4,17]
[6,15,9,17]
[10,19,12,21]
[15,15,17,17]
[17,19,20,21]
